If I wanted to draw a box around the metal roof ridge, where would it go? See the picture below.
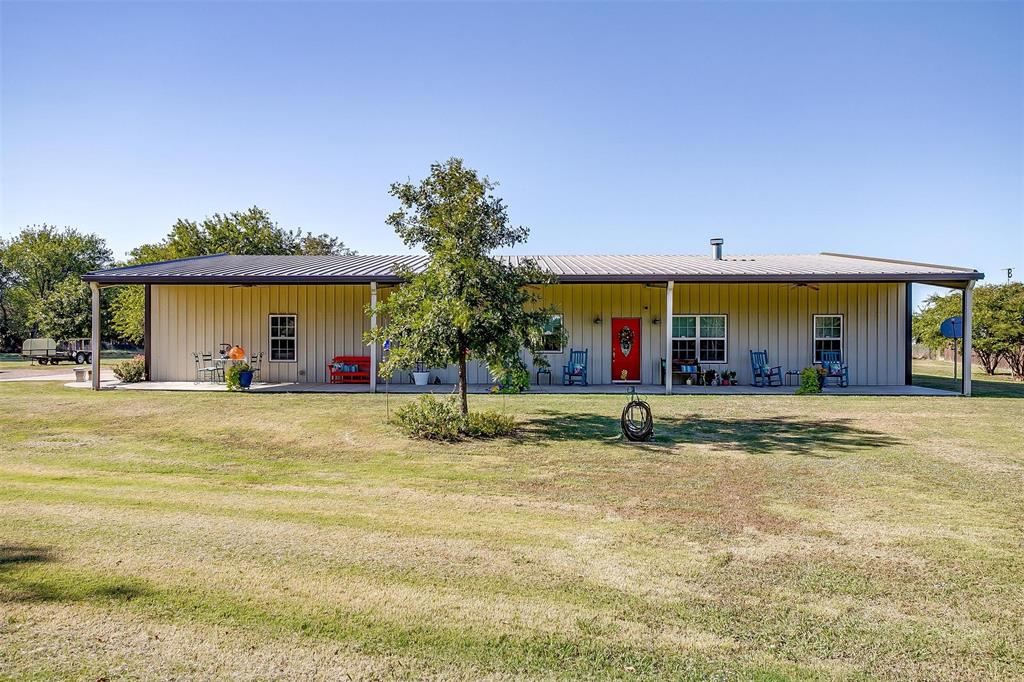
[84,252,230,276]
[820,252,980,273]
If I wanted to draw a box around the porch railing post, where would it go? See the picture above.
[370,281,378,393]
[665,280,673,395]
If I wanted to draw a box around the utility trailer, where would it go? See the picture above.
[21,338,93,365]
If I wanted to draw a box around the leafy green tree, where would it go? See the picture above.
[109,284,145,344]
[0,226,111,341]
[368,158,557,416]
[914,283,1024,376]
[113,206,355,345]
[0,252,31,350]
[126,206,354,262]
[1,226,111,301]
[30,276,93,340]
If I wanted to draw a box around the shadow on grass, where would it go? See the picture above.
[912,373,1024,399]
[520,410,898,457]
[0,543,150,603]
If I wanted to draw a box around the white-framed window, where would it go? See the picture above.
[539,314,564,353]
[269,314,297,362]
[671,315,727,364]
[813,314,843,363]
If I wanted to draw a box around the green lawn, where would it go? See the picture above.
[913,358,1024,398]
[1,383,1022,680]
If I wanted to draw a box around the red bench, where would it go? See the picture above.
[327,355,371,384]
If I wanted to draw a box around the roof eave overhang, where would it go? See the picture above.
[81,272,983,286]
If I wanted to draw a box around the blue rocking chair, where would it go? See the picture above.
[750,349,783,387]
[562,348,589,386]
[820,350,849,388]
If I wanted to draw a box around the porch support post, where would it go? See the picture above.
[665,280,674,395]
[369,281,378,393]
[90,282,101,390]
[144,284,152,381]
[904,283,913,385]
[962,281,974,397]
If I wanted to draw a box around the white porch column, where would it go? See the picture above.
[665,281,674,395]
[369,281,378,393]
[962,281,974,397]
[90,282,101,390]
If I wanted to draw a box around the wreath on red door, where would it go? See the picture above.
[618,325,635,358]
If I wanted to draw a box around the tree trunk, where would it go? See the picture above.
[457,346,469,416]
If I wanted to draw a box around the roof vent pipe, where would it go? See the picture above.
[710,238,724,260]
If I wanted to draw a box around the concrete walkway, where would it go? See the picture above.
[64,379,958,397]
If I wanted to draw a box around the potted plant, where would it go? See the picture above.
[704,369,717,386]
[411,360,430,386]
[226,362,254,391]
[720,370,731,386]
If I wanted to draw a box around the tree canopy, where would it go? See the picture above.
[0,226,112,345]
[368,158,557,415]
[914,283,1024,377]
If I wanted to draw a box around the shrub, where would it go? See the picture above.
[494,366,530,394]
[466,410,517,438]
[393,394,517,441]
[225,362,252,391]
[112,354,146,383]
[795,366,823,395]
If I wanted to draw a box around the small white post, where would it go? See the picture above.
[90,282,101,390]
[962,281,974,397]
[665,281,674,395]
[369,281,378,393]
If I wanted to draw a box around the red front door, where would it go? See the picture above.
[611,317,641,382]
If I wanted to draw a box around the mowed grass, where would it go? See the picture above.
[1,383,1022,680]
[913,358,1024,399]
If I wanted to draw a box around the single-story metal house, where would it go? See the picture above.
[81,241,983,394]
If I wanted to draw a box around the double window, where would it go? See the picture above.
[671,315,727,364]
[539,314,564,353]
[269,314,297,362]
[813,314,843,363]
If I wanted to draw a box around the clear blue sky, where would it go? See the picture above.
[2,1,1021,304]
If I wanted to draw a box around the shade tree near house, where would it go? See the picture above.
[914,282,1024,378]
[367,158,558,415]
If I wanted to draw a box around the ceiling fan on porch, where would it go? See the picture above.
[789,282,820,291]
[227,284,268,288]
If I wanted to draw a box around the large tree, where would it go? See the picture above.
[112,207,355,343]
[0,226,112,341]
[914,283,1024,377]
[368,158,556,415]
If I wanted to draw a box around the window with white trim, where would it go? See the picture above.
[269,314,297,362]
[813,314,843,363]
[671,315,727,364]
[540,314,564,353]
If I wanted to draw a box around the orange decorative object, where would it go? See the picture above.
[228,345,246,360]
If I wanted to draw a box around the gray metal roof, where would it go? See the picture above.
[83,252,982,285]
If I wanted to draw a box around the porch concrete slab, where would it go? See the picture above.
[76,380,958,397]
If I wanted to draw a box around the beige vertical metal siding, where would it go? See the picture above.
[150,284,373,382]
[151,281,906,386]
[520,281,905,386]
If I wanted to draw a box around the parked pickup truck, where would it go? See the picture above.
[21,338,93,365]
